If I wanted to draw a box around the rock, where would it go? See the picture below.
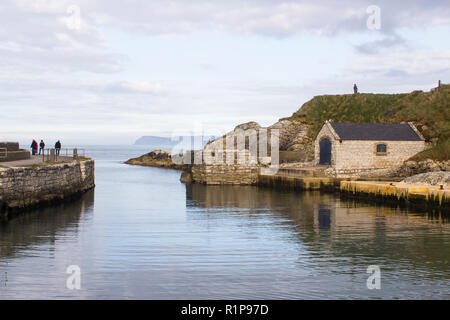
[269,119,312,153]
[180,171,192,183]
[204,119,313,162]
[398,159,449,176]
[234,121,261,131]
[402,171,450,186]
[125,150,186,170]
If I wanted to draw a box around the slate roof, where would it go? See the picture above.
[329,122,423,141]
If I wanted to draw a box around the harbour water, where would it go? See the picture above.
[0,146,449,299]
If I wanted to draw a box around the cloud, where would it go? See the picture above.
[1,0,449,144]
[104,81,170,94]
[0,0,124,74]
[355,33,408,54]
[77,0,450,37]
[347,50,450,77]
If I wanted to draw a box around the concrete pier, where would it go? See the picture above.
[340,180,449,209]
[257,173,449,211]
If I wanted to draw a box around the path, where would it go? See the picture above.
[0,155,73,168]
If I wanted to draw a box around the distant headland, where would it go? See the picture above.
[134,135,214,148]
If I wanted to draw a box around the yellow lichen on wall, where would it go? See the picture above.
[339,180,449,207]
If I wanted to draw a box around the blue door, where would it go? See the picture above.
[319,138,331,165]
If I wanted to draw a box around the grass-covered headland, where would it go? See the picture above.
[286,84,450,161]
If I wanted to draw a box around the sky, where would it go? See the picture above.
[0,0,449,145]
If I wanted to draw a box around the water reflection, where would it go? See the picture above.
[186,184,450,298]
[0,162,449,299]
[0,191,95,261]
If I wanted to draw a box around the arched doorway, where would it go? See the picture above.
[319,138,331,165]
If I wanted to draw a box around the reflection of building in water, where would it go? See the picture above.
[0,190,94,260]
[186,184,352,233]
[314,204,332,230]
[186,184,450,273]
[187,183,450,238]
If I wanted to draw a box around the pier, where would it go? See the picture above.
[258,171,449,211]
[0,146,94,218]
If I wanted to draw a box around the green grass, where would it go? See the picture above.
[410,138,450,162]
[285,84,450,160]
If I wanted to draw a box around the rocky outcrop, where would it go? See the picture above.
[205,118,313,160]
[269,119,311,151]
[204,121,262,151]
[234,121,261,131]
[398,159,450,176]
[401,172,450,186]
[125,150,186,170]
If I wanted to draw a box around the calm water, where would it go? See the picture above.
[0,146,449,299]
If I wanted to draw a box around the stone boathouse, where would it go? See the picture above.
[314,121,426,174]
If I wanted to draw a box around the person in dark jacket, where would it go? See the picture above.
[55,140,61,156]
[353,83,358,94]
[39,140,45,155]
[30,140,38,155]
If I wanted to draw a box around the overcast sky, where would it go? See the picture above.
[1,0,449,145]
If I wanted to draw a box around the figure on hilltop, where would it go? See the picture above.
[353,83,358,94]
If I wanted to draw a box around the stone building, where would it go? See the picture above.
[314,121,426,173]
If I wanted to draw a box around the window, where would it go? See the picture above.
[375,143,387,155]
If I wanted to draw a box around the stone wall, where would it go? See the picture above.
[314,123,426,173]
[0,141,30,162]
[0,151,31,162]
[190,150,261,185]
[0,160,95,216]
[0,142,20,151]
[191,163,259,185]
[334,140,426,170]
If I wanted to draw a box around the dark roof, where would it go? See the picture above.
[329,123,423,141]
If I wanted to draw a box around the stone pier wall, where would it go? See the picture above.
[0,160,95,216]
[189,150,268,185]
[191,163,259,185]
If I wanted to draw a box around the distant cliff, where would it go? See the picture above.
[134,135,214,148]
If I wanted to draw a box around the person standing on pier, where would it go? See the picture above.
[30,140,38,155]
[39,140,45,155]
[55,140,61,156]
